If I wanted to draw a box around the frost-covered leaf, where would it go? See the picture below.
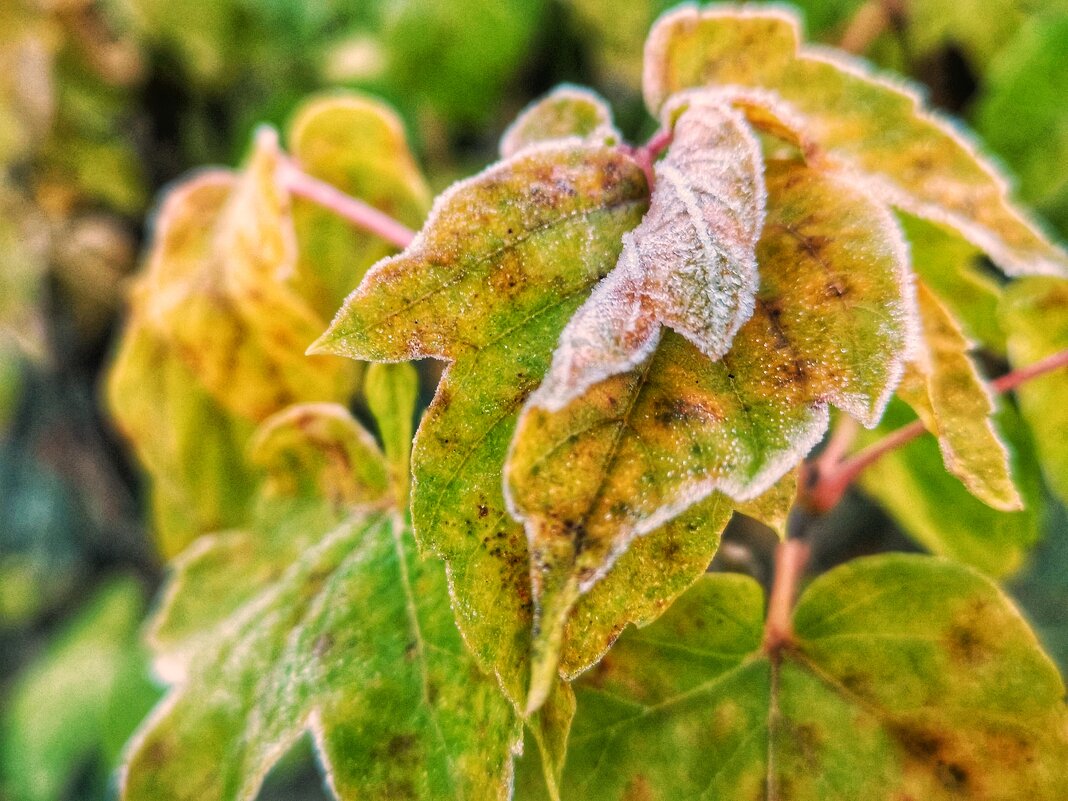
[123,404,519,801]
[860,399,1043,577]
[1000,277,1068,503]
[508,159,914,708]
[500,85,620,158]
[2,579,159,801]
[643,3,1068,276]
[535,92,765,408]
[287,92,430,319]
[312,145,649,703]
[902,214,1006,353]
[535,555,1068,800]
[899,283,1021,510]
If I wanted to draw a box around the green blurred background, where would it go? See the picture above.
[1,1,1067,799]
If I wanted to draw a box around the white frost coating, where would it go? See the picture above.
[641,3,1068,278]
[499,84,621,159]
[533,94,766,411]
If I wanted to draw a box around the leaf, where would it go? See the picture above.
[500,85,620,159]
[312,144,650,703]
[313,144,786,715]
[901,214,1006,354]
[105,174,263,555]
[974,12,1068,231]
[123,404,520,801]
[898,282,1021,510]
[859,399,1043,577]
[533,91,766,409]
[535,555,1068,800]
[642,4,1068,277]
[507,159,915,708]
[143,128,354,423]
[2,579,159,801]
[287,92,431,320]
[1000,276,1068,503]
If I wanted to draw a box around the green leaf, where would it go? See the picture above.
[1000,276,1068,503]
[642,4,1068,277]
[122,404,520,801]
[974,12,1068,231]
[859,399,1043,577]
[898,282,1021,510]
[2,578,159,801]
[312,145,650,704]
[533,91,766,408]
[536,556,1068,800]
[500,85,620,158]
[901,214,1006,354]
[287,91,431,320]
[508,159,914,707]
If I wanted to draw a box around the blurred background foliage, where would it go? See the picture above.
[1,1,1066,799]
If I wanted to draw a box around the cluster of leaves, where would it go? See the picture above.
[26,3,1067,801]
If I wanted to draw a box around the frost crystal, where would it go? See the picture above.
[534,93,766,411]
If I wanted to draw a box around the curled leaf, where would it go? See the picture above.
[534,92,766,410]
[899,283,1021,511]
[643,3,1068,276]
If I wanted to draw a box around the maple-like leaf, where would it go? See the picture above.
[1000,276,1068,504]
[529,556,1068,800]
[533,91,766,409]
[500,85,620,159]
[898,283,1021,511]
[121,402,521,801]
[508,159,915,708]
[314,140,794,715]
[642,3,1068,277]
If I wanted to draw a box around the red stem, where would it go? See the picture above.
[283,161,416,250]
[763,538,810,654]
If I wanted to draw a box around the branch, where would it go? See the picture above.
[282,160,416,250]
[802,347,1068,514]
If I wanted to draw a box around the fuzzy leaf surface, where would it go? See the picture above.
[123,404,520,801]
[899,283,1021,510]
[314,145,784,708]
[1000,276,1068,503]
[535,93,766,409]
[500,85,620,158]
[313,145,649,704]
[643,3,1068,276]
[535,556,1068,800]
[508,159,913,705]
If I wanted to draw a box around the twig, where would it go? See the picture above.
[762,538,810,655]
[282,160,416,249]
[802,347,1068,514]
[625,127,674,191]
